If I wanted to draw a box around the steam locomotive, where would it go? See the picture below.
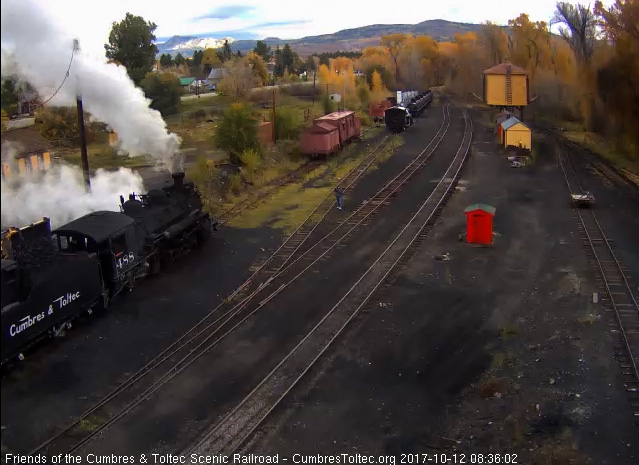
[1,172,214,365]
[385,90,434,132]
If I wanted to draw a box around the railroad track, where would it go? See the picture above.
[556,139,639,424]
[29,108,450,456]
[188,109,473,455]
[216,160,323,226]
[550,131,639,203]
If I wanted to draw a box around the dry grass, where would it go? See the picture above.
[227,130,390,233]
[562,130,639,177]
[56,143,153,172]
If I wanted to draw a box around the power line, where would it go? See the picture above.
[38,44,76,107]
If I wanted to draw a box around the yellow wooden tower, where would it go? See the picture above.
[483,62,529,118]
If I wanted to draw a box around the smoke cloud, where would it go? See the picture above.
[1,164,145,229]
[0,0,182,172]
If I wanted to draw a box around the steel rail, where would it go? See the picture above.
[188,110,473,455]
[27,133,392,457]
[58,104,452,453]
[29,108,447,457]
[216,160,323,226]
[556,140,639,421]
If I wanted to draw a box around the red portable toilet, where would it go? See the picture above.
[464,204,496,245]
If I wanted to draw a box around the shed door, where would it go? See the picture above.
[473,214,492,244]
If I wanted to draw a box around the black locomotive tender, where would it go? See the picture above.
[385,90,433,132]
[1,172,214,365]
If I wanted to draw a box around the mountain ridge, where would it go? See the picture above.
[156,19,487,56]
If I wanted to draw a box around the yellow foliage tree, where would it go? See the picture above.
[381,34,410,84]
[246,51,269,85]
[202,48,222,73]
[370,70,386,103]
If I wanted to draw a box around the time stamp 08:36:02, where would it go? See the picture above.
[399,454,518,464]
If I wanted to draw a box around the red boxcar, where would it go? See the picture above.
[369,101,392,122]
[301,122,340,157]
[315,111,361,146]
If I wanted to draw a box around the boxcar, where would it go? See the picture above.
[315,111,361,146]
[301,122,340,157]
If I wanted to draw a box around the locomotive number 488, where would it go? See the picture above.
[116,252,136,270]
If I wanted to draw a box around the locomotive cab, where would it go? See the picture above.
[53,211,145,298]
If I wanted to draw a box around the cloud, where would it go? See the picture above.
[253,20,310,28]
[194,5,255,21]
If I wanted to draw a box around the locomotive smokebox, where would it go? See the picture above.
[172,172,185,190]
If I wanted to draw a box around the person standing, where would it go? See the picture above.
[334,187,344,210]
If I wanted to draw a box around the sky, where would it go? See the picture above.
[31,0,612,56]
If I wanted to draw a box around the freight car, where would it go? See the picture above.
[369,99,393,124]
[301,110,362,157]
[385,106,413,132]
[407,90,433,117]
[1,172,213,365]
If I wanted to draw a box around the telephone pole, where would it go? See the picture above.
[272,89,276,144]
[74,39,90,192]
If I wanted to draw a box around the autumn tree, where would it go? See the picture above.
[552,2,598,127]
[381,34,410,84]
[508,14,551,80]
[202,48,222,75]
[479,22,509,65]
[246,51,269,86]
[36,106,80,141]
[140,72,181,116]
[105,13,158,85]
[370,70,386,103]
[595,0,639,154]
[218,57,259,100]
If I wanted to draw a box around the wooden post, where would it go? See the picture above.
[312,71,316,105]
[76,96,91,192]
[272,90,276,144]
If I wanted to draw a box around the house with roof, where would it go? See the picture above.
[206,68,230,87]
[499,116,531,150]
[1,127,53,180]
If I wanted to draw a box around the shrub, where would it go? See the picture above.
[215,103,260,164]
[36,106,99,144]
[228,173,243,194]
[239,148,261,181]
[356,111,372,126]
[322,94,337,115]
[275,139,302,160]
[271,107,301,141]
[187,155,223,214]
[356,85,370,109]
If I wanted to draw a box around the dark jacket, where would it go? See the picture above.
[334,187,344,198]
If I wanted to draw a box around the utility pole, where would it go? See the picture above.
[272,89,276,144]
[74,39,90,192]
[312,70,316,105]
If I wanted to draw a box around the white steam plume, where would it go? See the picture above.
[1,165,145,229]
[0,0,182,172]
